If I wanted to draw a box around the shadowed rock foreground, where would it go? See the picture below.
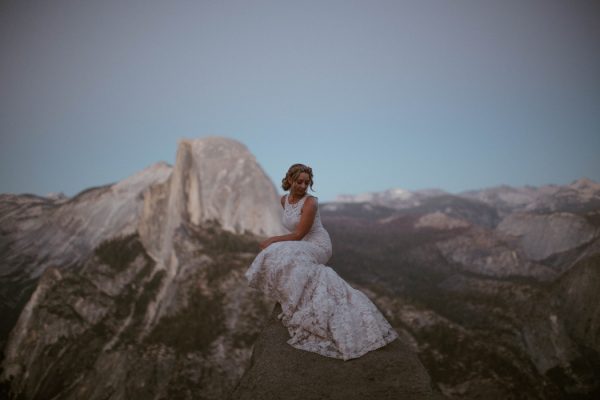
[230,303,443,400]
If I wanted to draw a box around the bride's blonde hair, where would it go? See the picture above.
[281,163,314,191]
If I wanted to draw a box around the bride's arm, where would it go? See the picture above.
[260,197,317,249]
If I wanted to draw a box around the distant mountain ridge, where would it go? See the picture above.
[335,178,600,216]
[335,187,448,209]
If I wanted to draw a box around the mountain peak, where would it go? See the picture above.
[181,135,250,150]
[137,135,285,267]
[570,177,600,191]
[167,136,283,237]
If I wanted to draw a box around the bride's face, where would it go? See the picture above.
[289,172,310,197]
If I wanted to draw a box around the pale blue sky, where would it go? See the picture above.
[1,0,599,201]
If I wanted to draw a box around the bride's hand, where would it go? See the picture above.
[259,238,275,250]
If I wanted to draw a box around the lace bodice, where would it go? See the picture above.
[282,194,332,262]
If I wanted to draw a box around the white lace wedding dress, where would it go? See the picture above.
[245,194,399,361]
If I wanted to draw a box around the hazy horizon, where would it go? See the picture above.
[3,134,597,202]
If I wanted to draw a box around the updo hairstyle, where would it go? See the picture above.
[281,163,314,191]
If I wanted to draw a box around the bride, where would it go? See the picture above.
[245,163,399,361]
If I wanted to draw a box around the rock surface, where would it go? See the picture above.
[135,137,285,330]
[415,211,470,230]
[519,253,600,397]
[148,137,285,240]
[435,227,557,280]
[1,227,273,400]
[496,212,598,261]
[230,303,442,400]
[0,162,172,351]
[0,161,172,280]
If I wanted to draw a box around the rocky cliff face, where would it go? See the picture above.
[520,252,600,396]
[320,179,600,399]
[496,211,598,262]
[1,161,173,280]
[0,162,172,352]
[0,137,285,399]
[138,137,284,260]
[135,137,284,332]
[1,226,273,400]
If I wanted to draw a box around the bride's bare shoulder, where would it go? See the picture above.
[303,195,318,210]
[280,194,286,208]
